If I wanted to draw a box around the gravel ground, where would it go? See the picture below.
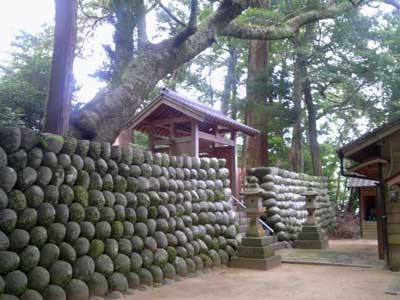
[131,264,398,300]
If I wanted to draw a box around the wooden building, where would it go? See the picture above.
[117,88,259,197]
[338,117,400,270]
[347,177,379,240]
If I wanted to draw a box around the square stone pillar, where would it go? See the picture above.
[230,180,281,270]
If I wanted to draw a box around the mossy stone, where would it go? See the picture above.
[17,167,38,190]
[95,221,111,240]
[163,262,176,280]
[79,221,95,240]
[76,140,90,157]
[57,154,71,168]
[65,221,81,243]
[36,167,52,188]
[20,289,43,300]
[40,133,64,154]
[113,253,130,274]
[87,272,108,297]
[118,163,130,178]
[89,239,104,258]
[49,260,72,287]
[64,166,78,186]
[37,202,56,226]
[41,284,66,300]
[113,175,127,193]
[154,248,168,267]
[89,190,105,210]
[0,230,9,251]
[130,236,144,252]
[27,266,50,292]
[55,204,69,224]
[141,249,153,268]
[85,206,100,224]
[0,147,7,168]
[65,279,89,300]
[8,190,27,211]
[149,265,163,285]
[107,272,128,293]
[8,228,30,252]
[102,174,113,191]
[95,254,114,276]
[100,207,115,223]
[44,185,59,205]
[144,236,157,252]
[72,154,84,171]
[73,237,90,257]
[76,170,90,189]
[47,223,66,244]
[25,185,44,209]
[0,209,16,234]
[8,149,28,170]
[101,142,111,160]
[137,268,153,286]
[69,202,86,223]
[39,244,60,268]
[73,255,95,282]
[60,242,77,264]
[122,221,134,238]
[111,221,123,239]
[107,160,119,176]
[0,127,21,153]
[19,245,40,273]
[139,164,152,178]
[89,172,103,190]
[125,192,137,209]
[29,226,47,248]
[0,251,20,275]
[27,148,43,169]
[113,193,127,207]
[50,165,64,186]
[120,147,133,165]
[5,270,28,296]
[125,208,136,223]
[136,206,148,223]
[42,152,57,168]
[20,127,40,151]
[129,165,141,178]
[134,222,148,239]
[104,239,118,260]
[129,252,142,272]
[61,136,77,156]
[103,191,115,207]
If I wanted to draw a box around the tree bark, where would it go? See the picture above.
[110,0,136,85]
[221,41,238,115]
[289,33,303,173]
[43,0,77,135]
[244,39,269,168]
[304,73,323,176]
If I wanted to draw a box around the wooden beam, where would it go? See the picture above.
[192,120,199,157]
[348,158,389,172]
[198,131,235,146]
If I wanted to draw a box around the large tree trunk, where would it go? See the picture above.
[221,41,238,115]
[43,0,77,135]
[69,0,245,142]
[304,73,323,176]
[69,0,358,143]
[110,0,136,85]
[244,39,269,169]
[289,41,303,173]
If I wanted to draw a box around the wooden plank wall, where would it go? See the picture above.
[382,131,400,270]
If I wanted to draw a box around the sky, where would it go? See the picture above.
[0,0,111,102]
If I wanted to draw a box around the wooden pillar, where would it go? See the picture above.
[231,143,239,198]
[148,126,155,152]
[191,121,199,157]
[115,129,132,147]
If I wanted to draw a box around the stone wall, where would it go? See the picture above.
[0,127,238,300]
[249,167,336,241]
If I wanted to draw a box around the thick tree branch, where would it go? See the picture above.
[173,0,199,46]
[159,2,187,27]
[384,0,400,9]
[222,2,360,40]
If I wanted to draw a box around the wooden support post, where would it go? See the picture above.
[148,126,155,152]
[191,121,199,157]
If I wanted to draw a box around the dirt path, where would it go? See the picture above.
[131,264,398,300]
